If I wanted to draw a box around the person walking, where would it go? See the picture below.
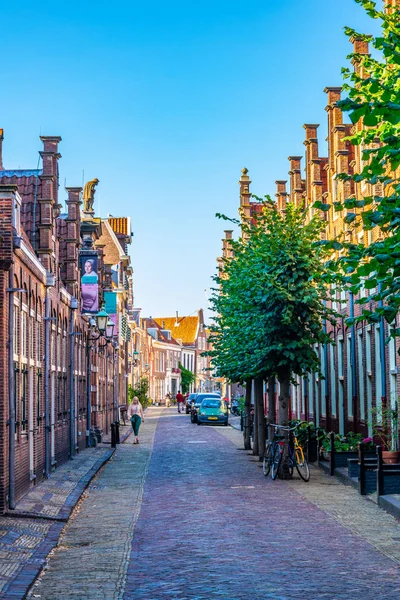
[176,390,184,413]
[127,396,145,444]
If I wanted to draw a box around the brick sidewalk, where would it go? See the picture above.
[0,434,124,599]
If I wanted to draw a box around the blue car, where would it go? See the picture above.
[197,398,229,426]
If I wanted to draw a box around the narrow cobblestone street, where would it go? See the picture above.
[28,408,400,600]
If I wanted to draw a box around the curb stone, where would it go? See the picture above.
[1,448,115,600]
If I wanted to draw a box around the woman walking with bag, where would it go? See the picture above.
[127,396,144,444]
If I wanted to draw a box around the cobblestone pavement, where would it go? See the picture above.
[0,444,117,599]
[10,447,115,520]
[28,408,161,599]
[28,409,400,599]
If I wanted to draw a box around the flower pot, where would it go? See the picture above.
[382,450,400,465]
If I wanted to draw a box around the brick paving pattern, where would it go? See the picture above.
[22,408,400,599]
[0,444,118,599]
[124,412,400,600]
[28,409,161,599]
[10,447,114,520]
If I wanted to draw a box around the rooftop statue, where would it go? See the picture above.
[82,178,99,213]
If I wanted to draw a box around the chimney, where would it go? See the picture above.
[38,136,62,273]
[288,156,303,206]
[239,167,251,208]
[63,187,82,297]
[324,87,343,172]
[0,129,4,171]
[238,168,252,226]
[222,230,233,259]
[350,35,370,80]
[303,125,320,206]
[275,181,288,212]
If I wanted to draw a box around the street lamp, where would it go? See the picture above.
[106,318,115,340]
[96,307,109,334]
[86,306,114,447]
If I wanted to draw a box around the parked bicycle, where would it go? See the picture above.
[263,424,310,482]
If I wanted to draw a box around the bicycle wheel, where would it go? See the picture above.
[262,444,272,477]
[295,448,310,482]
[271,444,282,480]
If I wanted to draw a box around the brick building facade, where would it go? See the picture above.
[220,30,399,436]
[0,133,133,511]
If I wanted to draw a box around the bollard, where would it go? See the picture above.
[359,442,366,495]
[115,420,120,444]
[376,445,384,498]
[329,431,335,476]
[111,422,116,448]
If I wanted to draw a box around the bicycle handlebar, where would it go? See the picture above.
[266,423,298,432]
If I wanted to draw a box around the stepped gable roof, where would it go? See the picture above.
[0,170,42,247]
[143,317,181,347]
[154,316,199,346]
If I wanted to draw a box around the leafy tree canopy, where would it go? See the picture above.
[209,199,336,384]
[317,0,400,331]
[128,377,150,410]
[179,362,195,394]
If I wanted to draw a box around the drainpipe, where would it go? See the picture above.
[115,347,119,422]
[86,340,92,447]
[349,292,358,432]
[44,292,51,477]
[68,304,76,459]
[323,322,329,431]
[7,266,15,509]
[105,350,109,435]
[378,284,387,408]
[303,377,308,421]
[125,339,129,407]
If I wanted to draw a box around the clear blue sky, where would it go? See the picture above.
[1,0,380,322]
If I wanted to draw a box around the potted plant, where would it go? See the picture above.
[370,405,400,464]
[320,431,376,469]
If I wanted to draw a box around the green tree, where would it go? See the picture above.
[179,363,195,394]
[320,1,400,331]
[209,200,336,462]
[128,377,150,410]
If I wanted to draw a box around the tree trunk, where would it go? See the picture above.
[243,379,252,450]
[278,376,290,425]
[255,377,265,460]
[252,380,259,456]
[267,377,276,442]
[278,375,292,479]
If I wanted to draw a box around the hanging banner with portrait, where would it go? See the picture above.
[80,254,99,314]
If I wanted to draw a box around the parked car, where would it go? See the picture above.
[197,398,229,426]
[190,393,220,423]
[185,393,198,414]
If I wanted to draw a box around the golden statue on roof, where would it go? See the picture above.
[82,178,99,213]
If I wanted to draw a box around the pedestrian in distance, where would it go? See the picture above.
[176,390,184,413]
[127,396,144,444]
